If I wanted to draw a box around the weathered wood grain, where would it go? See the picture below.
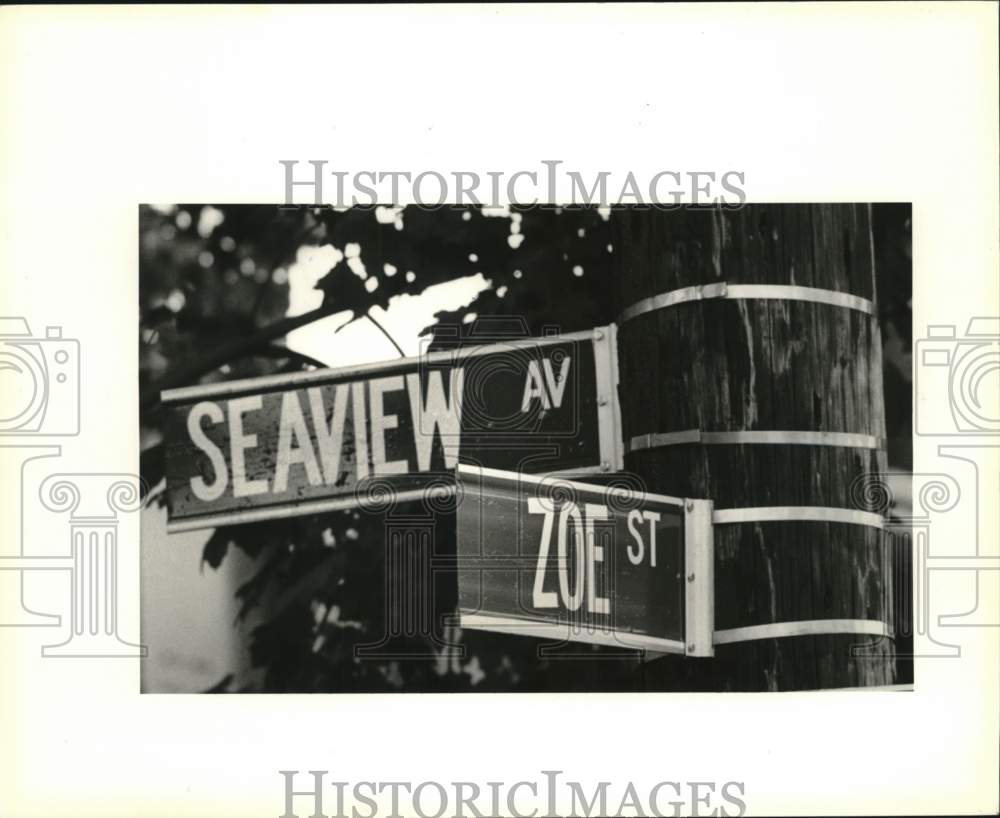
[612,204,897,691]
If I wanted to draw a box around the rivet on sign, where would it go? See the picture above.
[685,500,694,511]
[687,573,696,582]
[594,329,604,341]
[601,461,611,471]
[598,396,608,406]
[687,643,697,652]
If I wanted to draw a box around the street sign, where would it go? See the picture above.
[455,464,714,656]
[162,327,622,531]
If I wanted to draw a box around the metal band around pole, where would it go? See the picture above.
[619,282,874,324]
[628,429,881,453]
[712,506,885,529]
[714,619,890,645]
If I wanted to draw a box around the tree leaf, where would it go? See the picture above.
[201,529,230,571]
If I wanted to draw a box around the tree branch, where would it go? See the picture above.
[364,312,406,358]
[140,303,351,411]
[256,345,331,370]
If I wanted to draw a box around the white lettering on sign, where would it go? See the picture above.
[187,401,228,501]
[274,390,322,492]
[527,498,611,615]
[229,395,268,498]
[351,381,370,480]
[627,509,662,567]
[369,375,408,476]
[557,502,586,611]
[308,383,350,484]
[184,367,469,501]
[520,355,572,411]
[528,497,558,609]
[407,369,464,471]
[584,502,610,615]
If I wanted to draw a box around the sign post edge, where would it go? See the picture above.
[684,498,715,658]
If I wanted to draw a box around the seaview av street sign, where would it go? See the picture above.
[455,464,715,656]
[161,327,623,531]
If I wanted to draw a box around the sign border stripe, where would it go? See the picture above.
[165,463,620,532]
[457,463,688,507]
[458,610,687,654]
[683,499,715,657]
[166,487,448,532]
[162,326,611,404]
[592,324,625,471]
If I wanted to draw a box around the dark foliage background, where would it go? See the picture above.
[139,204,911,692]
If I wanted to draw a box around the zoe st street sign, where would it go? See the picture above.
[455,464,714,656]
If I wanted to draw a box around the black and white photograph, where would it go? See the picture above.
[139,203,915,694]
[2,5,996,818]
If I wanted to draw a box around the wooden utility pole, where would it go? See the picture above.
[611,204,897,691]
